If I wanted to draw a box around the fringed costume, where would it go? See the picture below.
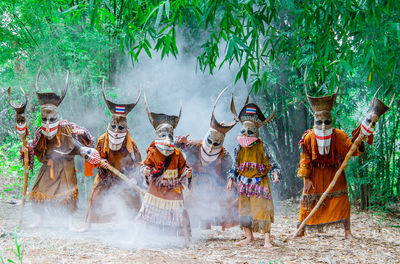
[229,98,280,234]
[138,142,190,235]
[26,120,94,213]
[85,80,142,223]
[298,127,368,230]
[231,141,280,233]
[177,140,238,229]
[85,132,142,223]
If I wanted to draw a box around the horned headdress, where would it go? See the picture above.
[102,78,141,116]
[36,66,69,106]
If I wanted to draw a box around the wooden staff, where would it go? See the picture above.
[7,87,29,226]
[98,159,145,195]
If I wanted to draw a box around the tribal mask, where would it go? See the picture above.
[40,105,60,139]
[36,67,69,139]
[231,96,275,147]
[201,87,237,163]
[144,93,181,157]
[8,87,28,138]
[102,79,141,151]
[306,88,337,155]
[361,90,394,136]
[155,123,175,156]
[201,128,225,163]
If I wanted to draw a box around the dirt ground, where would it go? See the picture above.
[0,197,399,264]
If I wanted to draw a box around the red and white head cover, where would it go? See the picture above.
[108,129,127,147]
[15,122,27,136]
[361,119,374,136]
[237,136,258,148]
[314,127,333,155]
[41,120,59,138]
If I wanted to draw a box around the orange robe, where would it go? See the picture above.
[138,142,190,235]
[297,128,364,229]
[85,132,142,223]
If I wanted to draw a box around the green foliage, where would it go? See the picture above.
[0,0,399,208]
[0,228,23,264]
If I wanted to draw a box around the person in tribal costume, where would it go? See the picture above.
[21,67,102,230]
[227,98,281,248]
[296,89,380,239]
[175,87,238,230]
[138,94,192,246]
[84,80,142,226]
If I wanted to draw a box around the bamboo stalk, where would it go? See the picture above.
[295,129,368,236]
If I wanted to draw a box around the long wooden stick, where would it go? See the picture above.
[98,159,145,195]
[18,135,30,226]
[295,130,368,236]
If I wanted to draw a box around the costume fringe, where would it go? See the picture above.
[29,186,78,204]
[239,216,271,233]
[301,190,348,210]
[297,218,350,232]
[138,193,185,227]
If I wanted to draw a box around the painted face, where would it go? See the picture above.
[361,112,378,136]
[201,128,224,163]
[40,104,60,139]
[239,121,259,137]
[108,115,127,151]
[15,113,27,138]
[155,123,175,156]
[314,111,333,155]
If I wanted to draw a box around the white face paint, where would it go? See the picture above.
[155,139,175,156]
[16,122,27,136]
[41,121,59,139]
[155,124,175,156]
[108,129,127,151]
[360,112,378,136]
[314,127,333,155]
[200,128,224,164]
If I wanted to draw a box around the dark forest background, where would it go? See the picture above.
[0,0,399,211]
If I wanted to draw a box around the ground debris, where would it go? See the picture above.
[0,200,399,263]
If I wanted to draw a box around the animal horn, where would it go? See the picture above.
[143,92,154,127]
[8,87,27,112]
[58,70,69,105]
[230,94,239,122]
[260,104,276,127]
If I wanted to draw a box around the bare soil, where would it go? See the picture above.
[1,197,399,264]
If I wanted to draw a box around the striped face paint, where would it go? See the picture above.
[313,111,333,155]
[40,104,60,139]
[15,122,27,136]
[361,112,378,136]
[108,115,127,151]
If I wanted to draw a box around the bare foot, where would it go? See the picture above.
[264,241,273,248]
[345,230,354,240]
[236,237,254,246]
[264,233,273,248]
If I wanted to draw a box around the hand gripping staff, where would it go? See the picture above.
[8,87,29,227]
[55,133,146,196]
[295,90,395,236]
